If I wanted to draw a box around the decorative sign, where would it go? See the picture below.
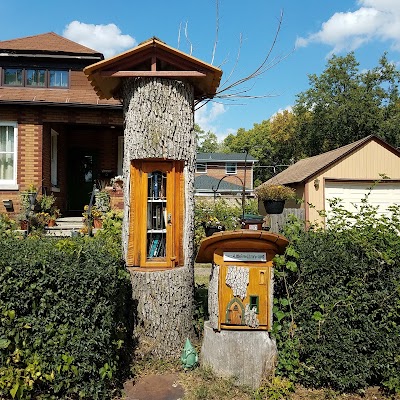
[223,252,267,262]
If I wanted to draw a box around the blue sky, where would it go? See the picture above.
[2,0,400,141]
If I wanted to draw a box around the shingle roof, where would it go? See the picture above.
[0,32,102,56]
[0,33,119,107]
[197,153,258,162]
[266,135,400,185]
[195,175,244,192]
[0,87,122,107]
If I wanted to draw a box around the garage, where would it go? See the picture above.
[325,181,400,218]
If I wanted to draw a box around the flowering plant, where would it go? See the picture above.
[203,216,225,229]
[254,184,296,201]
[83,205,103,219]
[110,175,124,185]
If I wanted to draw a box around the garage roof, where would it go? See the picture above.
[265,135,400,185]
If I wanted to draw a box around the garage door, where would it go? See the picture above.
[325,181,400,218]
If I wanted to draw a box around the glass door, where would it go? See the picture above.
[128,159,184,268]
[146,171,167,259]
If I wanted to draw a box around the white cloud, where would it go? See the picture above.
[63,21,136,58]
[296,1,400,54]
[270,105,293,121]
[195,102,229,140]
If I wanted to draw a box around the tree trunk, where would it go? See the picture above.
[121,77,196,357]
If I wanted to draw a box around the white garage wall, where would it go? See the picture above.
[325,181,400,218]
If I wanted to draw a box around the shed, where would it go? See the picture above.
[263,135,400,225]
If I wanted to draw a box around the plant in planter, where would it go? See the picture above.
[254,184,296,214]
[110,175,124,190]
[94,190,111,214]
[83,205,103,229]
[202,216,226,237]
[38,193,60,226]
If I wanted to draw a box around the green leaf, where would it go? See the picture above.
[275,310,286,322]
[280,298,289,307]
[10,383,19,399]
[312,311,323,321]
[286,261,298,272]
[0,338,11,349]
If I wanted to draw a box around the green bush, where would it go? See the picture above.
[0,235,132,399]
[273,197,400,393]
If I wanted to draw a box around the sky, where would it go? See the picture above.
[2,0,400,141]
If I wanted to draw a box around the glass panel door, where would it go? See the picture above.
[146,171,167,259]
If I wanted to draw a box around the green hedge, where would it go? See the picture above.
[273,200,400,393]
[0,235,132,399]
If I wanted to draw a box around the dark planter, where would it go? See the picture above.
[263,199,285,214]
[204,225,225,237]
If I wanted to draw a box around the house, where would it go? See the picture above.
[195,152,258,199]
[0,32,124,219]
[262,135,400,224]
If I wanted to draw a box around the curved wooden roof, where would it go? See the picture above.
[195,230,289,263]
[83,37,222,100]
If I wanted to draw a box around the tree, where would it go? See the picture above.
[196,127,220,153]
[293,52,400,156]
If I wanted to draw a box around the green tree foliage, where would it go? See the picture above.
[293,52,400,156]
[195,123,221,153]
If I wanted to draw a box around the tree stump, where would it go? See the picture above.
[121,77,196,357]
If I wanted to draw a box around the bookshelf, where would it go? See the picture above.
[127,160,184,268]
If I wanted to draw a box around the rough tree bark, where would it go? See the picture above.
[121,77,196,357]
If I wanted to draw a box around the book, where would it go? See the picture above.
[148,234,160,257]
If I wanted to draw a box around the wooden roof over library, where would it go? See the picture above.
[84,37,223,100]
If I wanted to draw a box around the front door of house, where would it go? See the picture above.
[67,149,98,213]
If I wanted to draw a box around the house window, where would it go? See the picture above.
[0,122,17,188]
[49,70,68,88]
[3,68,23,86]
[196,163,207,173]
[225,162,237,174]
[26,69,46,87]
[51,130,58,187]
[2,68,69,88]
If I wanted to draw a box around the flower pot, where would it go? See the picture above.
[263,199,285,214]
[47,219,56,227]
[20,220,28,230]
[93,218,103,229]
[205,225,225,237]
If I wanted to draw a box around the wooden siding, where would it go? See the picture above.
[307,140,400,224]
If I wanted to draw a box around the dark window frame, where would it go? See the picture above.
[195,162,207,173]
[1,67,70,88]
[225,162,237,174]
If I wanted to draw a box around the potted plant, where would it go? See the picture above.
[83,205,103,229]
[203,216,226,237]
[254,184,296,214]
[110,175,124,191]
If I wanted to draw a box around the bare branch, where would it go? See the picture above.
[195,9,292,110]
[184,21,193,56]
[177,22,182,49]
[211,0,220,65]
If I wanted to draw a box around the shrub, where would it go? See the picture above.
[0,235,132,399]
[272,197,400,394]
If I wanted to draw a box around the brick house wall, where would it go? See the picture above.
[198,161,254,189]
[0,104,123,220]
